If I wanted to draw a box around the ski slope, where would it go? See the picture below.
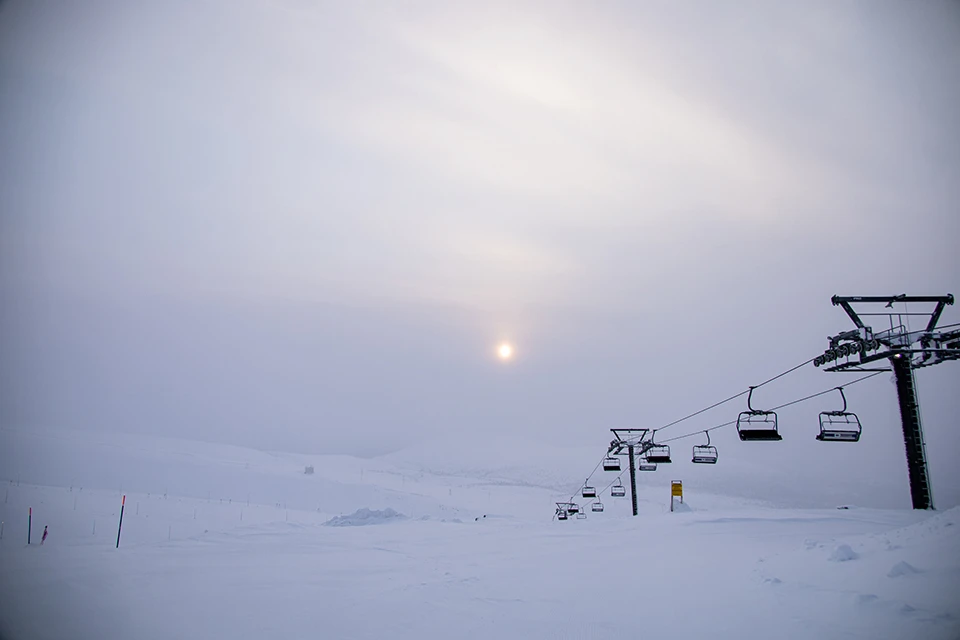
[1,428,958,640]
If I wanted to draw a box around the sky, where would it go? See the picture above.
[1,1,959,500]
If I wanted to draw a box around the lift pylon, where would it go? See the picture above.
[817,294,958,509]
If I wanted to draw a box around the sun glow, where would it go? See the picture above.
[497,343,514,361]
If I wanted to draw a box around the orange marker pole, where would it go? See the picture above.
[116,495,126,549]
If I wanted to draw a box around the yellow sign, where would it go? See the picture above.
[671,481,683,497]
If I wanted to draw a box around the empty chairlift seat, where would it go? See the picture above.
[603,456,622,472]
[644,446,672,464]
[692,432,718,464]
[611,482,626,497]
[644,431,672,463]
[637,457,657,472]
[582,484,597,498]
[591,501,604,512]
[817,387,862,442]
[576,512,587,519]
[737,387,782,441]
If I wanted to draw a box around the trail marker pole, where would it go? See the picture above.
[27,507,31,544]
[116,495,126,548]
[1,520,4,540]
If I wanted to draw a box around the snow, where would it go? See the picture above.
[324,507,407,526]
[829,543,860,562]
[1,428,958,640]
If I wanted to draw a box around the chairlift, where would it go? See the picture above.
[576,512,587,519]
[817,387,862,442]
[582,481,597,498]
[611,481,626,497]
[692,431,719,464]
[603,456,622,472]
[644,431,672,463]
[737,387,782,441]
[567,503,580,514]
[591,501,604,512]
[637,457,657,472]
[557,510,568,520]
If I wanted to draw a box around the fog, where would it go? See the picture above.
[1,2,958,502]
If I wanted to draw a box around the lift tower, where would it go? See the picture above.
[814,294,958,510]
[607,429,655,516]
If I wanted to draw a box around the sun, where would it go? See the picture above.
[497,342,514,361]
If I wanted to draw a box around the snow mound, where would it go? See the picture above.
[828,544,859,562]
[324,508,407,527]
[887,561,921,578]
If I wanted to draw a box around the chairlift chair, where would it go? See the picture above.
[611,481,626,498]
[566,503,580,514]
[637,458,658,472]
[591,501,604,512]
[737,387,782,441]
[582,482,597,498]
[603,456,622,472]
[576,512,587,519]
[557,510,568,520]
[692,431,719,464]
[817,387,862,442]
[644,431,672,463]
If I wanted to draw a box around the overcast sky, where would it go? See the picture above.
[1,0,958,498]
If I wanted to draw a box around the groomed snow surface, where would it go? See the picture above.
[1,430,958,640]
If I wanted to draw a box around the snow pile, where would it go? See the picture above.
[829,543,859,562]
[324,507,407,527]
[887,560,921,578]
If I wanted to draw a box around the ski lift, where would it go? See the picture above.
[603,456,621,472]
[567,503,580,514]
[737,387,782,441]
[582,482,597,498]
[644,431,672,463]
[692,431,719,464]
[557,510,568,520]
[637,457,657,472]
[576,512,587,519]
[591,501,604,512]
[817,387,862,442]
[611,481,626,497]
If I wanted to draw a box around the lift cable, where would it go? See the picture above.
[561,358,868,514]
[654,356,815,437]
[658,371,883,445]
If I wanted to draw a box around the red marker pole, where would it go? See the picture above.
[116,495,126,549]
[27,507,32,544]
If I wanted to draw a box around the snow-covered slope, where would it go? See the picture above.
[1,428,958,640]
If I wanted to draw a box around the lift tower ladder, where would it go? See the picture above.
[815,294,958,510]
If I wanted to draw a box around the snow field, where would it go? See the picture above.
[1,429,958,639]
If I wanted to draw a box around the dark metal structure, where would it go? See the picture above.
[644,431,672,464]
[817,387,862,442]
[692,431,718,464]
[736,387,782,441]
[816,294,958,510]
[607,429,656,516]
